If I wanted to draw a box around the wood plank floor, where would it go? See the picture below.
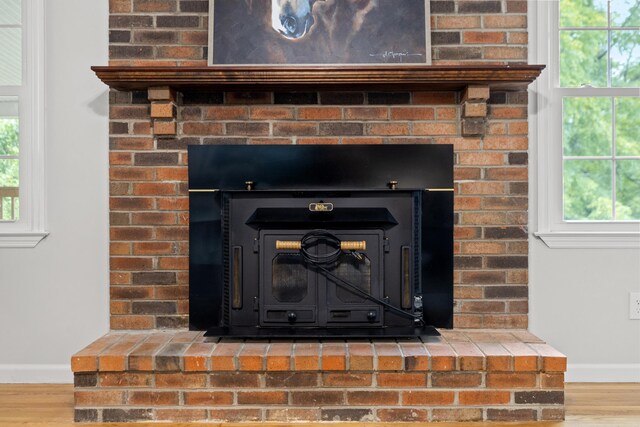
[0,383,638,426]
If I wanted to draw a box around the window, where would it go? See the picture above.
[0,0,46,247]
[532,0,640,248]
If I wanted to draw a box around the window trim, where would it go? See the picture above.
[0,0,47,248]
[530,0,640,249]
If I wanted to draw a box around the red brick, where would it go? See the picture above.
[157,46,201,59]
[458,182,507,195]
[413,122,458,135]
[378,373,426,387]
[321,343,346,371]
[391,107,435,120]
[153,120,177,135]
[322,373,372,387]
[403,391,455,405]
[484,15,527,28]
[345,107,388,120]
[459,152,505,165]
[183,342,215,372]
[367,123,409,136]
[484,136,529,151]
[347,391,399,405]
[347,343,373,370]
[342,137,383,144]
[291,391,344,405]
[488,372,537,388]
[399,343,429,371]
[461,242,506,254]
[128,391,178,406]
[433,408,483,422]
[99,334,147,371]
[184,392,234,406]
[182,122,223,135]
[437,16,481,29]
[451,342,485,370]
[541,373,565,388]
[266,409,321,422]
[150,102,174,118]
[293,343,320,371]
[529,343,567,372]
[109,197,153,211]
[110,257,152,270]
[132,242,173,255]
[238,343,268,371]
[210,343,241,371]
[486,167,528,181]
[298,107,342,120]
[374,343,403,371]
[110,167,154,181]
[156,167,188,181]
[459,390,511,405]
[131,212,176,225]
[110,0,131,13]
[72,335,125,373]
[464,31,506,44]
[99,372,152,387]
[431,372,482,388]
[156,373,207,388]
[266,343,292,371]
[250,106,295,120]
[413,91,457,104]
[209,409,262,422]
[377,409,429,422]
[75,390,125,407]
[110,152,132,165]
[156,409,208,422]
[238,391,288,405]
[204,106,248,120]
[453,197,482,212]
[425,343,456,371]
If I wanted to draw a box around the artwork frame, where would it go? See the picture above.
[208,0,432,66]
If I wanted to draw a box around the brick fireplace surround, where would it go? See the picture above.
[71,0,566,423]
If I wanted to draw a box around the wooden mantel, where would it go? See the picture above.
[92,64,544,92]
[95,64,545,137]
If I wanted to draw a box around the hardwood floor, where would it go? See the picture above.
[0,383,638,426]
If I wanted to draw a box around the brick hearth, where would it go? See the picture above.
[72,329,565,423]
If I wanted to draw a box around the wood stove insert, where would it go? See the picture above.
[189,145,453,338]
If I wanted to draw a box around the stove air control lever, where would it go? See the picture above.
[287,311,297,323]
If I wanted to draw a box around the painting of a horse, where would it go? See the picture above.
[209,0,430,65]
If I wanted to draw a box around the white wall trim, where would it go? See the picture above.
[567,363,640,383]
[535,231,640,249]
[0,364,72,383]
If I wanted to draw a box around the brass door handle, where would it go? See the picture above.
[276,240,366,250]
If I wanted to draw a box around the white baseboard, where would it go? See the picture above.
[567,363,640,382]
[0,364,73,383]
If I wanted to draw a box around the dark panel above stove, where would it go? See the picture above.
[188,144,453,191]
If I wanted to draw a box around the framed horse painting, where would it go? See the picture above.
[208,0,432,65]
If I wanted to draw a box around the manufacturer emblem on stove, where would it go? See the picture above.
[309,202,334,212]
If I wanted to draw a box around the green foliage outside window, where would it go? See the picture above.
[0,119,19,220]
[560,0,639,221]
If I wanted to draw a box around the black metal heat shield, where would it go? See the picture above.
[188,145,454,337]
[188,144,452,191]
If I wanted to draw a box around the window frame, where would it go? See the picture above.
[0,0,47,248]
[531,0,640,249]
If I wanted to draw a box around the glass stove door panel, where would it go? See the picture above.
[260,232,317,325]
[323,232,383,325]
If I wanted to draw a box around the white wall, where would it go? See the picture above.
[0,0,109,383]
[529,240,640,381]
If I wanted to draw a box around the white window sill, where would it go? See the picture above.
[0,232,49,248]
[534,231,640,249]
